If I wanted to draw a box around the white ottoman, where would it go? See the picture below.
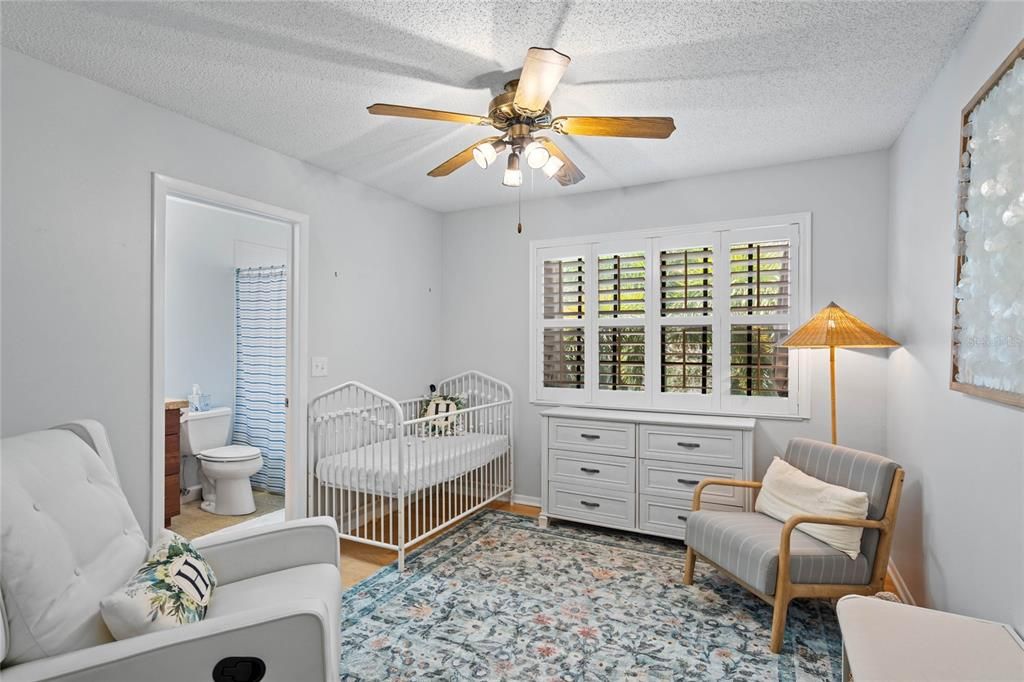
[837,595,1024,681]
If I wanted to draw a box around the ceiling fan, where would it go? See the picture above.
[367,47,676,189]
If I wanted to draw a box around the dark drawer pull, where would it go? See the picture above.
[677,514,688,521]
[677,441,701,449]
[579,500,601,508]
[580,433,601,440]
[677,478,700,486]
[580,467,601,474]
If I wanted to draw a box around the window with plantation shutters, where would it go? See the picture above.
[543,327,585,389]
[530,216,808,417]
[598,251,645,318]
[543,257,585,320]
[536,250,589,400]
[596,247,646,394]
[661,246,713,317]
[658,241,714,400]
[599,326,645,391]
[727,238,793,401]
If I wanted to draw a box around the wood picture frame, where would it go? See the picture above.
[950,39,1024,409]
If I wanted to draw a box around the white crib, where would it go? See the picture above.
[308,370,513,571]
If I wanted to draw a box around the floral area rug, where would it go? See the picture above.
[341,510,841,680]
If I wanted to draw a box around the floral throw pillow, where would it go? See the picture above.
[100,530,217,640]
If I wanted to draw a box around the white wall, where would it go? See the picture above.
[165,196,289,407]
[887,2,1024,630]
[441,150,892,501]
[1,49,444,537]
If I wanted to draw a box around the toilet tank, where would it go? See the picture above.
[180,407,232,455]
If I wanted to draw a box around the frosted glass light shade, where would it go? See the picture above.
[542,155,565,178]
[472,140,506,169]
[524,140,550,169]
[503,151,522,187]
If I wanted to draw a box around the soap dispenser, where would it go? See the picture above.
[188,384,202,412]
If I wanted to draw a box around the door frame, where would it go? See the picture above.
[150,174,310,541]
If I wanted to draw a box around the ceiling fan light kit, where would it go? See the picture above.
[523,139,550,169]
[503,151,523,187]
[542,154,565,178]
[472,139,505,169]
[367,46,676,190]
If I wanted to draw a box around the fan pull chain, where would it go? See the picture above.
[516,185,523,234]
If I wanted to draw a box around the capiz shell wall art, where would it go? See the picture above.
[952,40,1024,409]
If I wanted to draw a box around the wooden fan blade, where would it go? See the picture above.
[551,116,676,139]
[538,138,585,186]
[427,136,502,177]
[367,103,486,126]
[512,47,571,116]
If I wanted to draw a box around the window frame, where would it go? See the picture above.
[529,213,812,419]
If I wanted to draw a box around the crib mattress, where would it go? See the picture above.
[314,433,509,496]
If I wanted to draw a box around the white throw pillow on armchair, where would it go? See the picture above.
[755,456,870,559]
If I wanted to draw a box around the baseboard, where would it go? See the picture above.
[180,484,202,504]
[511,493,541,508]
[887,558,917,606]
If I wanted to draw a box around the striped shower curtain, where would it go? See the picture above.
[233,265,287,494]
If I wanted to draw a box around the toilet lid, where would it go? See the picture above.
[197,445,261,461]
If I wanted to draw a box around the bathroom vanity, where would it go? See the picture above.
[164,399,187,526]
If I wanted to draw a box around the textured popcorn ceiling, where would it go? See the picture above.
[2,1,980,213]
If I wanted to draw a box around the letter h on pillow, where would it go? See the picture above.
[100,530,217,640]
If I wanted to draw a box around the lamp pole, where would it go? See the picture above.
[829,346,837,444]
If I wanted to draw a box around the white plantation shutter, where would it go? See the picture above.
[536,249,589,401]
[530,218,807,416]
[594,243,648,403]
[652,234,717,409]
[729,240,791,315]
[543,257,585,319]
[660,245,713,317]
[543,327,585,389]
[661,325,713,393]
[598,251,645,318]
[729,324,790,397]
[598,326,645,391]
[723,225,801,415]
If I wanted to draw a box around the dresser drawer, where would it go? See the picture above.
[638,494,741,540]
[549,418,636,457]
[547,482,635,530]
[549,450,635,492]
[639,459,745,505]
[639,424,743,467]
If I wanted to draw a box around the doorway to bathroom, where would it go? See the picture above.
[151,175,309,542]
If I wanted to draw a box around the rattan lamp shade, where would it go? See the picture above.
[782,302,900,349]
[782,302,900,444]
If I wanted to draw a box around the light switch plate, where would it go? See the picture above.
[311,356,328,377]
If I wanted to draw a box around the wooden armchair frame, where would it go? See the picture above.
[683,469,905,653]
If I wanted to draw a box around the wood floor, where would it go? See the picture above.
[339,501,538,588]
[171,490,285,540]
[338,501,900,595]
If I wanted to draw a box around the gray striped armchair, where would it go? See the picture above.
[683,438,904,653]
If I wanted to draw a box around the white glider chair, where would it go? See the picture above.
[0,420,341,682]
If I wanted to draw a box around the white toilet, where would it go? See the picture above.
[179,407,263,516]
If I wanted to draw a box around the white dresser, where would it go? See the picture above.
[539,407,755,540]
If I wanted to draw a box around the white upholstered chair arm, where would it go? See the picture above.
[193,517,339,585]
[0,600,336,682]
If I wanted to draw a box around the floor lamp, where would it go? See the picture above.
[782,302,900,445]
